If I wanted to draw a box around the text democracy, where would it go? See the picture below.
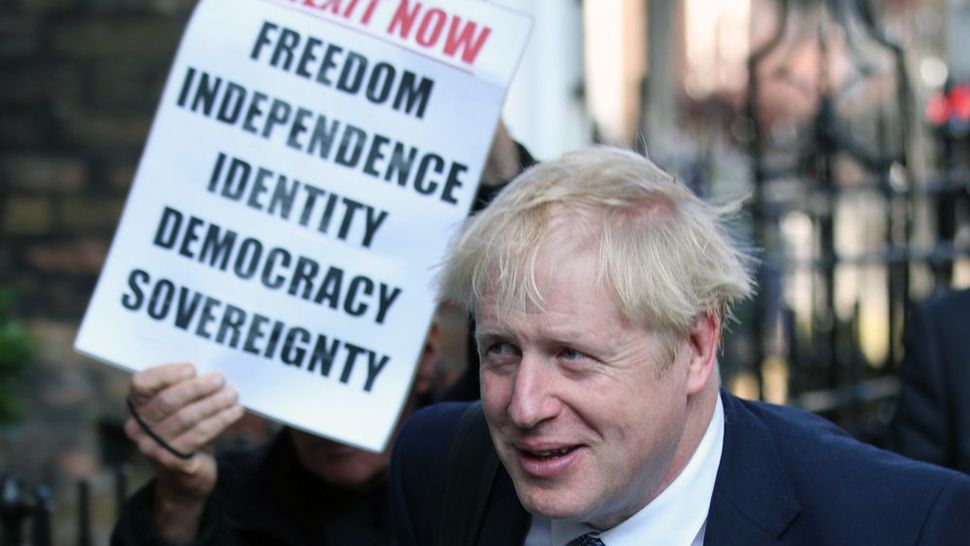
[208,152,388,249]
[153,206,402,325]
[176,66,468,206]
[121,268,390,392]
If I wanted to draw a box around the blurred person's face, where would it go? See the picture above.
[290,322,441,488]
[290,430,391,488]
[477,225,710,529]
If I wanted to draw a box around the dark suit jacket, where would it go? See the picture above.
[391,391,970,545]
[888,289,970,473]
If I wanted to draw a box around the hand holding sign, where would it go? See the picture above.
[124,362,243,543]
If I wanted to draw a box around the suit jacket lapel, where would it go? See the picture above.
[704,391,801,545]
[478,464,531,546]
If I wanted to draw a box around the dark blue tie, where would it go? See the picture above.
[571,533,605,546]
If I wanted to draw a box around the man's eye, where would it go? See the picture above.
[559,347,585,361]
[480,342,519,372]
[480,340,520,362]
[486,342,516,356]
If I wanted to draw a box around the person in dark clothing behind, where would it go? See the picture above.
[111,321,439,546]
[887,288,970,474]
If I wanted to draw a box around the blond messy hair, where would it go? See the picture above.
[438,146,756,344]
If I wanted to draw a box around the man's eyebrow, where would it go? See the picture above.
[473,328,508,340]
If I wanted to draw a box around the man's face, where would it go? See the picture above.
[477,230,696,529]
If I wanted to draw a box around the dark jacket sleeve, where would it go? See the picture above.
[887,298,953,468]
[916,474,970,544]
[389,403,470,546]
[110,479,235,546]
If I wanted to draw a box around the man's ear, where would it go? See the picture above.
[413,321,441,397]
[685,312,720,395]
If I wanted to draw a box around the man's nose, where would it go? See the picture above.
[507,355,560,429]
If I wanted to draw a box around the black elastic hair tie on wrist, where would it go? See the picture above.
[126,397,196,460]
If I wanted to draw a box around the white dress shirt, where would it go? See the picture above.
[524,395,725,546]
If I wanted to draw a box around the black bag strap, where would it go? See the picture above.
[433,402,500,546]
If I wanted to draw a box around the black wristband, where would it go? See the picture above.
[127,397,196,460]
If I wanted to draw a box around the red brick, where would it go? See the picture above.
[3,196,54,234]
[59,195,124,231]
[61,110,151,152]
[24,238,107,274]
[50,19,184,60]
[2,155,88,192]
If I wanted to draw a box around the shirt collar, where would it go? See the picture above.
[550,395,725,546]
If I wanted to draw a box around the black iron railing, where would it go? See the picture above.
[743,0,969,441]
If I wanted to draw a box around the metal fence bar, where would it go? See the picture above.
[1,475,27,546]
[77,480,91,546]
[31,486,51,546]
[744,0,935,435]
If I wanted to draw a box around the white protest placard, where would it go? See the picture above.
[75,0,531,452]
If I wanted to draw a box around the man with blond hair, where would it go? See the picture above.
[390,146,970,545]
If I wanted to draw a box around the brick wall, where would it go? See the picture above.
[1,0,196,542]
